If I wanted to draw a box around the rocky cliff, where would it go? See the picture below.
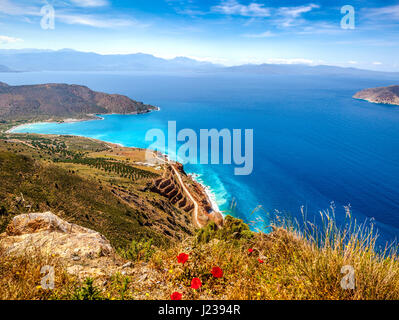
[353,85,399,106]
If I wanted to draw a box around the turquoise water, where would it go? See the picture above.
[4,71,399,245]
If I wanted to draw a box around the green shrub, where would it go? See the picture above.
[119,238,155,262]
[73,278,104,300]
[196,215,253,244]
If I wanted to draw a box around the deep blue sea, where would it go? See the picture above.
[3,71,399,245]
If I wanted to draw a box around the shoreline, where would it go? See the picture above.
[5,107,161,134]
[188,173,221,214]
[5,107,222,218]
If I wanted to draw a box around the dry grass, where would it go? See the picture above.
[148,210,399,300]
[1,211,399,300]
[0,248,78,300]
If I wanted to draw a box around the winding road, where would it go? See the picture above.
[153,152,202,228]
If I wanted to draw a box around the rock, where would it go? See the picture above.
[122,261,133,268]
[0,212,123,278]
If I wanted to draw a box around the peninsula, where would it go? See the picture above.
[0,82,157,122]
[353,85,399,106]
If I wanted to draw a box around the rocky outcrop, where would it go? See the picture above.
[0,212,127,278]
[0,82,157,120]
[353,85,399,106]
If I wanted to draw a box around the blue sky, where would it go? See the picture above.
[0,0,398,70]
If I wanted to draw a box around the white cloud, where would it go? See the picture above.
[364,5,399,19]
[266,58,315,65]
[212,0,271,17]
[243,31,275,38]
[0,0,39,16]
[0,35,23,44]
[278,4,319,18]
[348,61,358,64]
[372,61,382,65]
[58,14,143,28]
[0,0,146,29]
[275,4,319,28]
[69,0,109,7]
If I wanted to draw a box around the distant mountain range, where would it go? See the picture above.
[0,49,399,77]
[354,85,399,106]
[0,64,17,72]
[0,49,216,72]
[0,81,156,121]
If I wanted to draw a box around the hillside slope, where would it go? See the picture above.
[0,134,197,248]
[353,85,399,106]
[0,82,156,121]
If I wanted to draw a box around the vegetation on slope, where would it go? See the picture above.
[0,134,194,248]
[1,212,399,300]
[1,131,399,301]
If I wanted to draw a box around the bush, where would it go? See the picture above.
[119,238,155,262]
[73,278,104,300]
[196,215,253,244]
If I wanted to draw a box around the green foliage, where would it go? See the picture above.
[109,274,131,300]
[58,157,159,181]
[196,215,253,244]
[0,148,165,248]
[119,238,156,262]
[73,278,104,300]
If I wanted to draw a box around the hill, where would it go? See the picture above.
[0,82,157,121]
[0,134,200,248]
[353,85,399,106]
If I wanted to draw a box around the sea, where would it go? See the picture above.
[3,70,399,246]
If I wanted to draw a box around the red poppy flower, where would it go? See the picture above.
[258,258,264,264]
[191,277,202,290]
[170,292,182,300]
[177,253,189,264]
[248,248,253,253]
[211,266,223,278]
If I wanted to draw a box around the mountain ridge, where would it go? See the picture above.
[1,49,399,76]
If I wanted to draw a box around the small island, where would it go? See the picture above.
[353,85,399,106]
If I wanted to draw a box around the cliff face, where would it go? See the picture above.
[353,85,399,106]
[0,82,157,120]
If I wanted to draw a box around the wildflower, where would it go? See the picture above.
[36,285,42,290]
[170,291,182,300]
[168,269,173,274]
[191,277,202,290]
[211,266,223,278]
[258,258,264,264]
[248,248,253,253]
[177,253,189,265]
